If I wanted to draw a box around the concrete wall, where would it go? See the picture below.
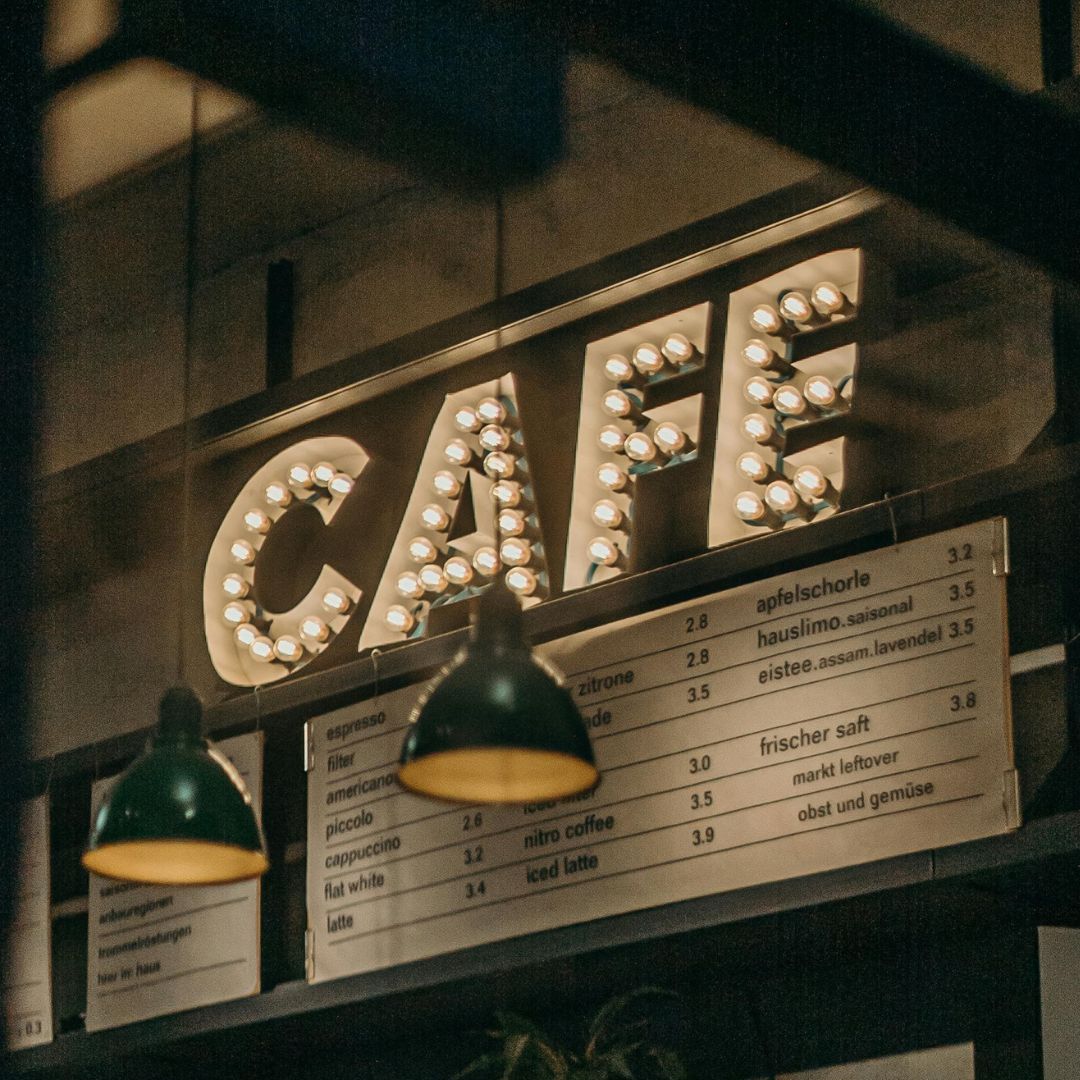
[33,0,1050,754]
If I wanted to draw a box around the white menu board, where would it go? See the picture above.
[3,795,54,1049]
[306,519,1016,983]
[85,732,263,1031]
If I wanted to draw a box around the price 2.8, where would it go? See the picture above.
[686,648,709,669]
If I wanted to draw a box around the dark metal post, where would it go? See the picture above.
[0,0,44,1042]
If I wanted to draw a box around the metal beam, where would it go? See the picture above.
[515,0,1080,287]
[118,0,565,188]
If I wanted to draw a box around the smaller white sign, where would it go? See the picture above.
[1039,926,1080,1080]
[85,732,264,1032]
[3,795,54,1049]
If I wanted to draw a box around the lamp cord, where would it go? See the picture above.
[177,82,201,686]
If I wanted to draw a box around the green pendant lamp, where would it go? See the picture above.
[82,687,269,885]
[81,88,268,887]
[398,580,599,803]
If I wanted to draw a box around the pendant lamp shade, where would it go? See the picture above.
[398,581,599,803]
[82,687,269,885]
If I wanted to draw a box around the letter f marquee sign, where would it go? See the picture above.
[200,192,1056,688]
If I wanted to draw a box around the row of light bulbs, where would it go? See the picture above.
[587,333,701,571]
[223,459,356,664]
[602,333,699,383]
[384,396,545,635]
[733,282,854,530]
[748,281,850,338]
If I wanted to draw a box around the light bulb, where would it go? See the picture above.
[230,539,256,565]
[741,339,780,370]
[773,386,809,416]
[222,573,249,599]
[505,566,538,596]
[632,343,664,375]
[604,354,634,382]
[444,556,474,585]
[602,389,635,418]
[793,465,829,500]
[223,600,253,625]
[500,537,532,567]
[385,605,416,633]
[443,439,473,467]
[654,422,688,455]
[591,499,623,529]
[740,413,776,445]
[408,536,439,563]
[397,571,424,600]
[483,452,514,479]
[779,290,813,324]
[321,588,351,615]
[472,547,501,576]
[587,536,620,566]
[765,480,801,514]
[420,503,451,531]
[273,635,303,663]
[811,281,846,315]
[749,304,783,335]
[454,405,482,433]
[661,333,695,364]
[625,431,657,462]
[288,463,313,488]
[736,451,771,483]
[598,425,626,453]
[476,397,507,424]
[234,623,258,647]
[491,480,523,507]
[432,470,462,498]
[243,508,271,534]
[804,375,839,408]
[250,636,275,662]
[312,461,336,487]
[418,564,448,594]
[329,472,354,497]
[734,491,768,522]
[299,615,330,643]
[265,481,292,508]
[498,508,526,536]
[479,424,511,452]
[596,462,629,491]
[743,377,775,407]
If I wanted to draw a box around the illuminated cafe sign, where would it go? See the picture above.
[200,221,1054,689]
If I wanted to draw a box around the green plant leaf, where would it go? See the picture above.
[502,1032,529,1079]
[497,1011,557,1043]
[649,1048,688,1080]
[451,1050,504,1080]
[586,987,678,1055]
